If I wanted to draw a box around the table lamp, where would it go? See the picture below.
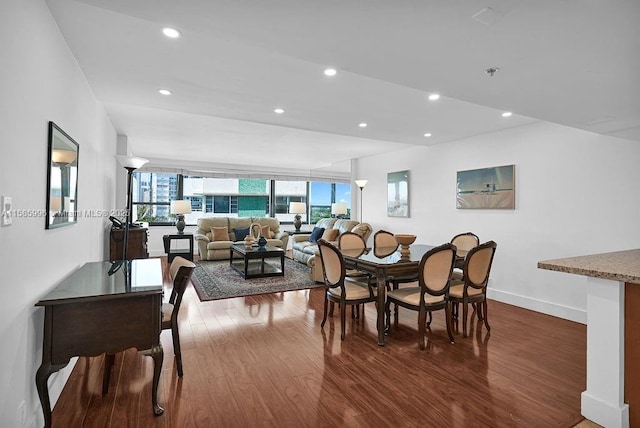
[170,200,192,234]
[289,202,306,231]
[331,202,347,218]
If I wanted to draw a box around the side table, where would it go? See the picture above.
[163,233,194,263]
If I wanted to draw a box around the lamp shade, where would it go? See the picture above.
[331,202,347,215]
[355,179,368,189]
[115,155,149,170]
[51,149,77,165]
[170,200,192,215]
[289,202,306,214]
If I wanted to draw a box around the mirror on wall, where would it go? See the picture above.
[46,121,79,229]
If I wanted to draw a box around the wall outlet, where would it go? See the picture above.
[1,196,12,226]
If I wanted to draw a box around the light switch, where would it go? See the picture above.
[1,196,12,226]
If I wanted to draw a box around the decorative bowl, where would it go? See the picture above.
[394,234,417,246]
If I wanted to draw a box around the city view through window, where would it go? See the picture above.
[131,173,351,226]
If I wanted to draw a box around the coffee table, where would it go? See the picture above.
[230,244,285,279]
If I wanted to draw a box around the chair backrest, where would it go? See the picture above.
[374,229,398,249]
[462,241,497,290]
[450,232,480,252]
[338,231,366,251]
[168,256,196,314]
[317,239,345,288]
[419,243,457,296]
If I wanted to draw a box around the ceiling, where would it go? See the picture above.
[45,0,640,178]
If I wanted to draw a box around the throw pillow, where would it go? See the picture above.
[210,226,230,242]
[309,226,325,243]
[234,227,250,242]
[261,225,272,239]
[321,228,339,242]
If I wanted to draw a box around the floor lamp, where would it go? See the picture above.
[116,155,148,261]
[355,180,368,223]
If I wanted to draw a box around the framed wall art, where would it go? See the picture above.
[456,164,515,209]
[387,170,409,217]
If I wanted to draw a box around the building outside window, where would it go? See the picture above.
[132,173,349,226]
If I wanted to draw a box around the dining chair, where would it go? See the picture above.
[317,238,377,340]
[163,256,196,376]
[385,243,457,348]
[450,232,480,272]
[449,240,497,338]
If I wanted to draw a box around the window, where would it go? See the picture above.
[132,173,349,226]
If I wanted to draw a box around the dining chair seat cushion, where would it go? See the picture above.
[449,283,484,298]
[328,278,377,300]
[387,287,446,306]
[162,302,174,324]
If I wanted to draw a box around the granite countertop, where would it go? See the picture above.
[538,249,640,284]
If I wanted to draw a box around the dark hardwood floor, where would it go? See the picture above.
[52,256,586,427]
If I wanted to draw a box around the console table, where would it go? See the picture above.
[539,249,640,428]
[35,259,164,428]
[109,227,149,260]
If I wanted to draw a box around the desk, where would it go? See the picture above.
[35,259,164,428]
[343,244,435,345]
[539,249,640,428]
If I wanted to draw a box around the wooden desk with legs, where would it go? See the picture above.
[35,258,164,428]
[342,244,435,346]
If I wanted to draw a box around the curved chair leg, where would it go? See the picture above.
[418,309,427,350]
[462,300,469,338]
[321,296,329,328]
[445,303,455,344]
[426,311,433,328]
[340,302,347,340]
[385,300,391,333]
[482,299,491,331]
[329,301,335,317]
[171,321,183,377]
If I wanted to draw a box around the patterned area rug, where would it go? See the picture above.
[191,258,323,301]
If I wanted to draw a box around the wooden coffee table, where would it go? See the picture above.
[230,244,285,279]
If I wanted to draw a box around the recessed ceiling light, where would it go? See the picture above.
[158,89,172,95]
[324,68,337,76]
[502,111,512,117]
[162,27,181,38]
[358,122,368,128]
[428,93,440,101]
[274,108,285,114]
[423,133,432,137]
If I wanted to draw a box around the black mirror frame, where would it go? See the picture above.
[45,121,79,229]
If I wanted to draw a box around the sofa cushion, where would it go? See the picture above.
[321,228,339,241]
[261,225,272,238]
[211,226,230,241]
[253,217,280,234]
[309,227,325,243]
[315,218,337,230]
[334,219,359,235]
[234,227,250,242]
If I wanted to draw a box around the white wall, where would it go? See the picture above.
[356,121,640,323]
[0,0,117,426]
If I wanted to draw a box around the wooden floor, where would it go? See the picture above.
[52,257,588,427]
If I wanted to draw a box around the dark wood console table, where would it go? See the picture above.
[35,258,164,428]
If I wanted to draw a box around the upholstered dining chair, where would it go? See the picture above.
[450,232,480,272]
[449,240,497,338]
[163,256,196,376]
[317,238,377,340]
[385,243,457,349]
[374,229,418,289]
[338,231,370,319]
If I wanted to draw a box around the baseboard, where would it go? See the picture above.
[488,288,586,324]
[581,391,629,428]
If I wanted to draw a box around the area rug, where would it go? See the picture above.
[190,258,323,301]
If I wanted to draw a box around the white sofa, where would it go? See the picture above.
[195,217,289,260]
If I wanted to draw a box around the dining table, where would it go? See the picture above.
[342,243,435,345]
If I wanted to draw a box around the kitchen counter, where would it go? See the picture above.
[538,248,640,428]
[538,248,640,284]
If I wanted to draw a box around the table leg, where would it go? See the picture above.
[280,254,285,273]
[376,268,387,346]
[149,344,164,416]
[36,360,67,428]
